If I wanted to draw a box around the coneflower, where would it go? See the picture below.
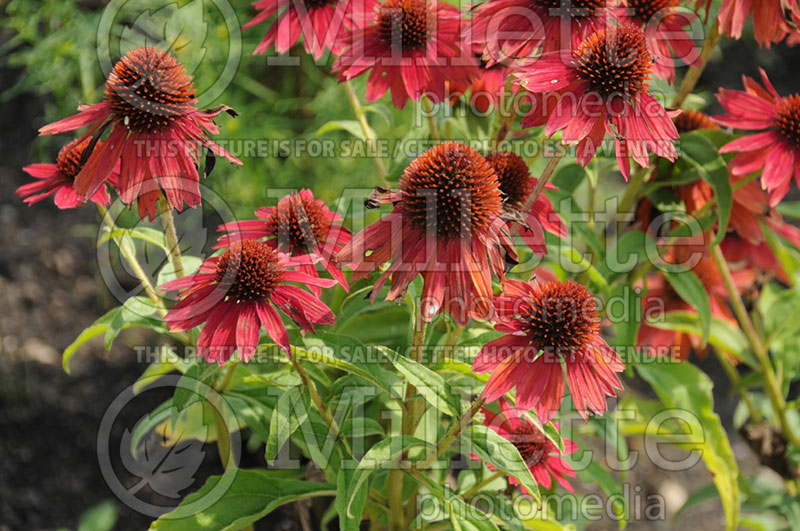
[474,278,624,421]
[338,142,518,324]
[161,239,336,364]
[38,46,242,220]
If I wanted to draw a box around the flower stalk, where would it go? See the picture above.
[344,81,390,188]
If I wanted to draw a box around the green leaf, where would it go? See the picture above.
[265,386,310,463]
[149,469,335,530]
[410,472,500,531]
[674,483,720,521]
[97,226,168,253]
[645,311,754,367]
[156,256,204,288]
[337,459,368,531]
[62,307,120,373]
[679,132,732,246]
[432,359,490,384]
[379,346,461,418]
[636,361,739,531]
[344,436,432,518]
[315,120,370,140]
[463,425,540,504]
[600,230,656,282]
[662,269,711,347]
[776,201,800,220]
[77,500,117,531]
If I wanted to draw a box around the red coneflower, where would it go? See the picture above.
[515,24,679,180]
[615,0,702,82]
[161,239,336,364]
[447,59,509,114]
[17,137,114,209]
[215,189,351,294]
[474,278,624,422]
[718,0,800,47]
[480,397,577,493]
[484,151,566,256]
[38,46,242,221]
[337,142,518,324]
[713,68,800,206]
[468,0,610,65]
[244,0,374,59]
[333,0,477,109]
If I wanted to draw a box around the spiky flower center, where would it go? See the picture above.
[485,152,533,208]
[508,423,547,467]
[215,240,284,302]
[270,193,332,252]
[56,137,95,181]
[523,281,599,354]
[538,0,606,19]
[673,109,719,134]
[776,95,800,149]
[625,0,679,22]
[104,46,195,133]
[400,142,503,239]
[574,25,652,98]
[377,0,431,49]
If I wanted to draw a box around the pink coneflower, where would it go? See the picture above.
[474,278,624,421]
[713,68,800,206]
[481,398,577,492]
[615,0,702,82]
[718,0,800,47]
[38,46,242,221]
[244,0,374,58]
[333,0,477,109]
[17,137,113,209]
[515,24,679,180]
[161,239,336,364]
[484,151,566,255]
[215,189,351,294]
[447,60,509,113]
[468,0,610,65]
[337,142,518,325]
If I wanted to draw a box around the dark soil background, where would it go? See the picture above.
[1,15,800,531]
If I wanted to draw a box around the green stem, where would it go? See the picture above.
[344,81,389,188]
[618,164,649,217]
[509,153,562,236]
[97,205,167,316]
[710,242,800,447]
[289,354,353,456]
[671,20,721,109]
[461,470,505,499]
[711,343,762,423]
[388,307,428,531]
[416,396,486,470]
[158,196,185,280]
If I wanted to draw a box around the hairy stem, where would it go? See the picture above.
[416,396,486,470]
[158,196,185,280]
[344,81,390,188]
[710,242,800,447]
[289,354,353,456]
[462,470,506,499]
[97,205,166,316]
